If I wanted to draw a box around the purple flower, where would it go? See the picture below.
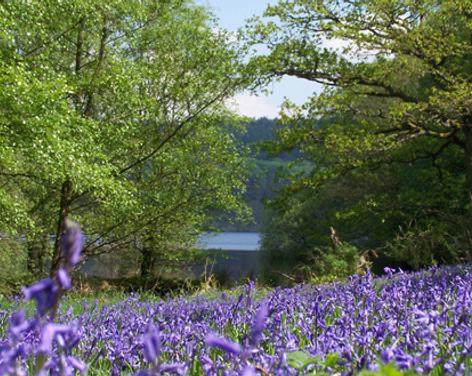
[61,221,84,267]
[22,278,59,316]
[38,323,73,354]
[396,352,414,369]
[9,311,31,337]
[159,363,185,372]
[66,356,87,373]
[241,365,257,376]
[57,268,72,290]
[250,301,269,344]
[384,267,395,278]
[142,325,161,363]
[381,347,394,364]
[2,220,86,376]
[6,258,472,375]
[204,333,242,355]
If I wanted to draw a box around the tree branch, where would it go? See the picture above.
[118,83,234,175]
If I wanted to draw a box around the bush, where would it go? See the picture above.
[293,243,360,283]
[319,243,360,277]
[384,214,472,270]
[263,239,361,285]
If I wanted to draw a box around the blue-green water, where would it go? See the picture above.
[197,232,261,251]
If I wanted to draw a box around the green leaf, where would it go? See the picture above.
[286,351,321,370]
[323,352,340,368]
[359,364,413,376]
[430,364,444,376]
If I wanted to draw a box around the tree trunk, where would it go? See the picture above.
[27,233,48,276]
[140,245,155,289]
[50,179,73,276]
[27,240,41,276]
[465,127,472,204]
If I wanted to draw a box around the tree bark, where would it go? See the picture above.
[27,242,41,276]
[140,246,154,285]
[26,233,48,276]
[50,179,73,276]
[141,247,154,279]
[48,18,83,277]
[465,127,472,204]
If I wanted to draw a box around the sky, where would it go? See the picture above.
[196,0,322,119]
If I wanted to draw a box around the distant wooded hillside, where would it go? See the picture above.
[217,117,296,231]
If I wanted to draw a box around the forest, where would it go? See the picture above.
[1,0,472,375]
[1,0,470,288]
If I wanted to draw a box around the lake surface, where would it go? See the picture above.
[197,232,261,252]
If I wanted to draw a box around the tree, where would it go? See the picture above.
[245,0,472,274]
[260,142,467,278]
[0,0,248,276]
[247,0,472,200]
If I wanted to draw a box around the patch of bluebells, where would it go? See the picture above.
[2,234,472,375]
[0,221,86,375]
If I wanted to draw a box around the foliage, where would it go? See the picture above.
[0,0,249,276]
[245,0,472,273]
[318,243,360,277]
[0,237,30,295]
[260,175,366,284]
[359,364,419,376]
[384,214,472,270]
[247,0,472,182]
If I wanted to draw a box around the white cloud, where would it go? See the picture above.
[227,93,280,119]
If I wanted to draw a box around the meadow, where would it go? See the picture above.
[2,1,472,374]
[2,260,472,375]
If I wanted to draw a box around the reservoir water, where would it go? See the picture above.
[197,232,261,251]
[81,232,262,280]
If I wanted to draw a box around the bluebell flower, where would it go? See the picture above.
[250,301,268,344]
[22,278,59,317]
[204,333,242,355]
[61,221,84,267]
[38,323,72,354]
[66,355,87,373]
[142,325,161,363]
[57,268,72,290]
